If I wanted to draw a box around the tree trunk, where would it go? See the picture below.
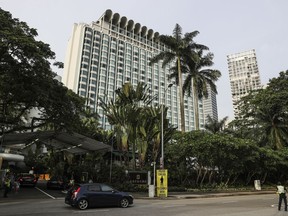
[200,169,208,186]
[177,57,185,132]
[193,80,200,130]
[231,174,239,185]
[245,171,256,186]
[225,175,231,186]
[208,171,214,184]
[196,168,202,186]
[261,172,268,184]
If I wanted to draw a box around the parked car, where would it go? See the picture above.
[65,183,133,210]
[17,173,38,187]
[47,176,68,189]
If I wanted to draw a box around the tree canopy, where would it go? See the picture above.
[235,70,288,149]
[0,8,86,133]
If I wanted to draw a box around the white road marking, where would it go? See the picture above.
[35,187,56,199]
[0,201,25,206]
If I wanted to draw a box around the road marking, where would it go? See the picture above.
[35,187,56,199]
[0,201,25,206]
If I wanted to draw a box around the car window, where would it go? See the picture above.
[101,185,114,192]
[88,185,101,192]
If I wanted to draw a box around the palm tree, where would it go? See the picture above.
[100,82,156,169]
[181,50,221,130]
[100,82,176,169]
[204,115,228,134]
[150,24,208,132]
[138,105,176,167]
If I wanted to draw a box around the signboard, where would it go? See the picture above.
[156,169,168,197]
[254,180,261,190]
[128,171,148,184]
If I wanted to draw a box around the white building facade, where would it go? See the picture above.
[203,85,218,121]
[227,49,262,117]
[63,9,217,130]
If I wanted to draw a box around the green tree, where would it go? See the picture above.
[181,50,221,130]
[0,8,86,133]
[150,24,208,132]
[166,131,260,187]
[100,82,152,168]
[100,82,176,169]
[204,115,228,134]
[237,70,288,149]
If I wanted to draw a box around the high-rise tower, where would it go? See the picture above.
[63,9,217,130]
[227,49,262,117]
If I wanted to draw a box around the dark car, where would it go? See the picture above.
[65,183,133,210]
[17,173,38,187]
[47,176,68,189]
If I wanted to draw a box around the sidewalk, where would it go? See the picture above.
[132,190,275,199]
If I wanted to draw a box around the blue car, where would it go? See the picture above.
[65,183,134,210]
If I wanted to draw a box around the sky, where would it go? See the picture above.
[1,0,287,120]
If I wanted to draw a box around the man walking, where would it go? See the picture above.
[277,182,287,211]
[3,173,11,198]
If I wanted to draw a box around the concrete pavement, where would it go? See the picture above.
[132,190,276,199]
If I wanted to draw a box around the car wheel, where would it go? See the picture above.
[77,199,89,210]
[119,198,129,208]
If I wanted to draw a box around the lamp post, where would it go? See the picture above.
[160,83,173,169]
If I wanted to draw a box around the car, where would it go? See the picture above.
[65,183,133,210]
[17,173,38,187]
[47,176,68,189]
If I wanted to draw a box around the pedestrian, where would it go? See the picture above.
[276,181,287,211]
[69,177,75,187]
[14,180,20,193]
[10,172,15,191]
[3,173,11,198]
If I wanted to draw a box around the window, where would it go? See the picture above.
[80,91,86,97]
[101,185,113,192]
[88,185,101,192]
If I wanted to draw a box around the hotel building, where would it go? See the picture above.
[63,9,218,130]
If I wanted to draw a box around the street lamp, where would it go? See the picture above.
[160,83,173,169]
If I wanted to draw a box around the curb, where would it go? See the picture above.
[133,190,275,200]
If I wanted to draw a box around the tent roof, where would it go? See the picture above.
[2,131,110,154]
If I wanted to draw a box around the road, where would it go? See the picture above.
[0,181,285,216]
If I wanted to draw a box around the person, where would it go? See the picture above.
[3,173,11,198]
[14,180,20,193]
[276,182,287,211]
[10,172,15,191]
[69,177,75,188]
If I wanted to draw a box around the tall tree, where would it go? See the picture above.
[181,50,221,130]
[100,82,176,169]
[100,82,153,168]
[150,24,208,132]
[0,8,86,133]
[237,70,288,149]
